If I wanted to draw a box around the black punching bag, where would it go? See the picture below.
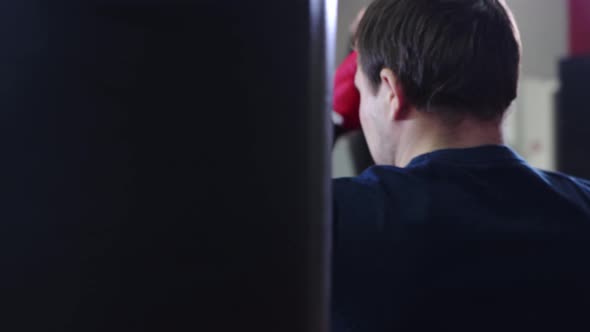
[0,1,333,331]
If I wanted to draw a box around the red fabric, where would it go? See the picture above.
[333,51,361,131]
[569,0,590,56]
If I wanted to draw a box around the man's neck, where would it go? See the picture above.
[394,115,504,167]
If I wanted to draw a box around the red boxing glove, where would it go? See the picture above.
[332,51,361,131]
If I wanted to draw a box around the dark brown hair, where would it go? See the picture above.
[356,0,521,119]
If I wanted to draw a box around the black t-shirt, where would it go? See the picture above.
[333,145,590,332]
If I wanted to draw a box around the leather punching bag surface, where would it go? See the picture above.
[0,1,331,331]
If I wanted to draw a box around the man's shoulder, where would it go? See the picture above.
[334,165,423,184]
[535,169,590,203]
[332,166,429,222]
[332,162,590,225]
[333,165,421,197]
[538,169,590,188]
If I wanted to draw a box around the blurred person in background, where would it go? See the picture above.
[332,0,590,331]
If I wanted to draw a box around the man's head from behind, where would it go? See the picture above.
[354,0,521,165]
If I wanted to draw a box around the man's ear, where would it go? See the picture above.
[379,68,407,121]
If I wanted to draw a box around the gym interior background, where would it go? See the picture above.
[334,0,590,178]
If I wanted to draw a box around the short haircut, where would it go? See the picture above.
[356,0,521,119]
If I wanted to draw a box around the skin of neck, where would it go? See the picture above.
[393,110,505,167]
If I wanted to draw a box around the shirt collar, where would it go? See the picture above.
[406,145,525,168]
